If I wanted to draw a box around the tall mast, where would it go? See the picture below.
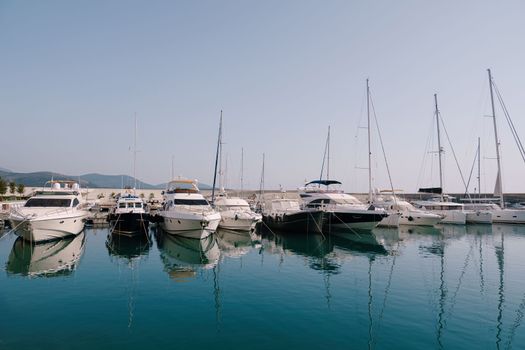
[327,126,330,181]
[477,137,481,197]
[133,114,137,192]
[319,126,330,185]
[488,69,505,208]
[367,79,372,203]
[240,148,244,198]
[211,110,222,205]
[259,153,265,200]
[434,94,444,200]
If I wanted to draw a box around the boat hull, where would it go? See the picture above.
[324,210,387,231]
[108,212,149,236]
[377,213,400,228]
[263,210,324,234]
[160,211,221,239]
[218,211,261,231]
[10,212,87,243]
[465,211,493,224]
[492,209,525,224]
[399,212,442,226]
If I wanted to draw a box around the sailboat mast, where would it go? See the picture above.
[211,110,223,205]
[327,126,330,181]
[434,94,444,200]
[259,153,265,200]
[488,69,505,208]
[319,126,330,185]
[133,114,137,192]
[367,79,372,203]
[240,148,244,198]
[477,137,481,197]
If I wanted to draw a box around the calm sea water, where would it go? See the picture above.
[1,224,525,349]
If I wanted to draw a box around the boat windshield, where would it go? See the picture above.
[25,198,72,207]
[174,199,209,206]
[333,198,362,205]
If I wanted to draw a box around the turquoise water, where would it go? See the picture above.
[1,224,525,349]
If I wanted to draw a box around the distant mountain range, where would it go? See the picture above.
[0,169,212,190]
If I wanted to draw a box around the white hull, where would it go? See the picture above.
[492,209,525,224]
[377,213,400,228]
[218,211,262,231]
[160,211,221,239]
[429,210,466,224]
[10,212,87,243]
[465,211,493,224]
[399,212,442,226]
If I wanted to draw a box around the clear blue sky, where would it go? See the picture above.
[1,0,525,193]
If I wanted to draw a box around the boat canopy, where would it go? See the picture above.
[418,187,443,194]
[305,180,342,186]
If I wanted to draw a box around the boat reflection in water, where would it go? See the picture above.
[6,232,86,277]
[260,226,341,282]
[106,231,152,260]
[330,228,391,257]
[105,230,152,330]
[216,228,260,259]
[156,229,220,281]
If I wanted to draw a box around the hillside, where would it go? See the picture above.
[0,170,212,190]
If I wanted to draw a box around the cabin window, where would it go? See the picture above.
[73,198,80,207]
[119,203,127,208]
[306,199,328,208]
[25,198,72,207]
[174,199,209,206]
[134,203,142,208]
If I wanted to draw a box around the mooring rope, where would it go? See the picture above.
[331,212,364,238]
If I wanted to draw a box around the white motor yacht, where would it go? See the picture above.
[159,179,221,239]
[214,193,262,231]
[9,181,88,242]
[299,180,387,231]
[373,193,442,227]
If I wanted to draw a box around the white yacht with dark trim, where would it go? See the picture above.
[9,181,88,242]
[159,178,221,239]
[299,180,387,231]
